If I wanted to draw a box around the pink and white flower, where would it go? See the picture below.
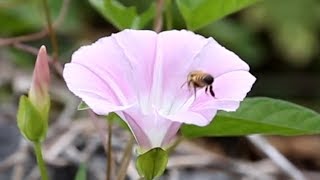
[63,30,256,149]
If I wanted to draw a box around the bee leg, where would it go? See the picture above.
[205,86,208,95]
[193,86,197,99]
[209,85,215,97]
[181,80,187,88]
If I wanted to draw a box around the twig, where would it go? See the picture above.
[247,135,306,180]
[0,140,28,172]
[13,43,38,55]
[54,0,72,28]
[0,0,71,46]
[153,0,165,32]
[13,42,63,76]
[45,122,83,164]
[41,0,59,62]
[88,110,109,154]
[107,120,113,180]
[116,136,134,180]
[9,140,29,180]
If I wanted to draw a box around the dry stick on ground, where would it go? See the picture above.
[247,135,306,180]
[173,140,280,179]
[0,140,29,180]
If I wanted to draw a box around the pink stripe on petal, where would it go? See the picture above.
[122,112,152,148]
[161,122,181,147]
[70,36,137,105]
[151,30,208,115]
[112,30,157,113]
[64,64,135,115]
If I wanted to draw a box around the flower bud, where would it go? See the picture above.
[17,46,50,142]
[29,46,50,114]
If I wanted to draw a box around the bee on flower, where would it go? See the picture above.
[63,30,256,150]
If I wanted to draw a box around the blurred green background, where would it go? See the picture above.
[1,0,320,179]
[1,0,319,106]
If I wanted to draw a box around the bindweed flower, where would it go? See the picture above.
[63,30,256,150]
[17,46,50,142]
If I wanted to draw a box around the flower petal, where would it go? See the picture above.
[64,30,157,115]
[187,71,255,113]
[112,30,157,113]
[63,63,135,115]
[191,97,240,112]
[213,70,256,101]
[151,30,208,115]
[121,106,180,148]
[161,110,216,126]
[193,38,250,77]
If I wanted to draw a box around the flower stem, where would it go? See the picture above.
[154,0,165,32]
[165,0,173,30]
[107,120,113,180]
[116,136,134,180]
[41,0,59,62]
[33,142,49,180]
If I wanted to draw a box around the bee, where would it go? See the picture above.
[182,70,215,98]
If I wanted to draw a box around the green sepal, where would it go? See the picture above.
[77,101,90,111]
[136,147,168,180]
[17,95,48,142]
[106,112,129,130]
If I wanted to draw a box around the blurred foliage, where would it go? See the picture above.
[0,0,43,36]
[74,164,87,180]
[241,0,320,67]
[1,0,320,98]
[176,0,261,30]
[182,97,320,137]
[89,0,155,29]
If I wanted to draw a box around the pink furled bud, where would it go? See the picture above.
[29,45,50,111]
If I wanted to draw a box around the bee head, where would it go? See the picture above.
[203,75,214,85]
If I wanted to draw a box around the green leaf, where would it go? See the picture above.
[77,101,90,111]
[17,96,48,142]
[176,0,261,30]
[181,97,320,138]
[89,0,155,30]
[136,148,168,180]
[74,164,87,180]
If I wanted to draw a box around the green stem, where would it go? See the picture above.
[33,142,49,180]
[41,0,59,61]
